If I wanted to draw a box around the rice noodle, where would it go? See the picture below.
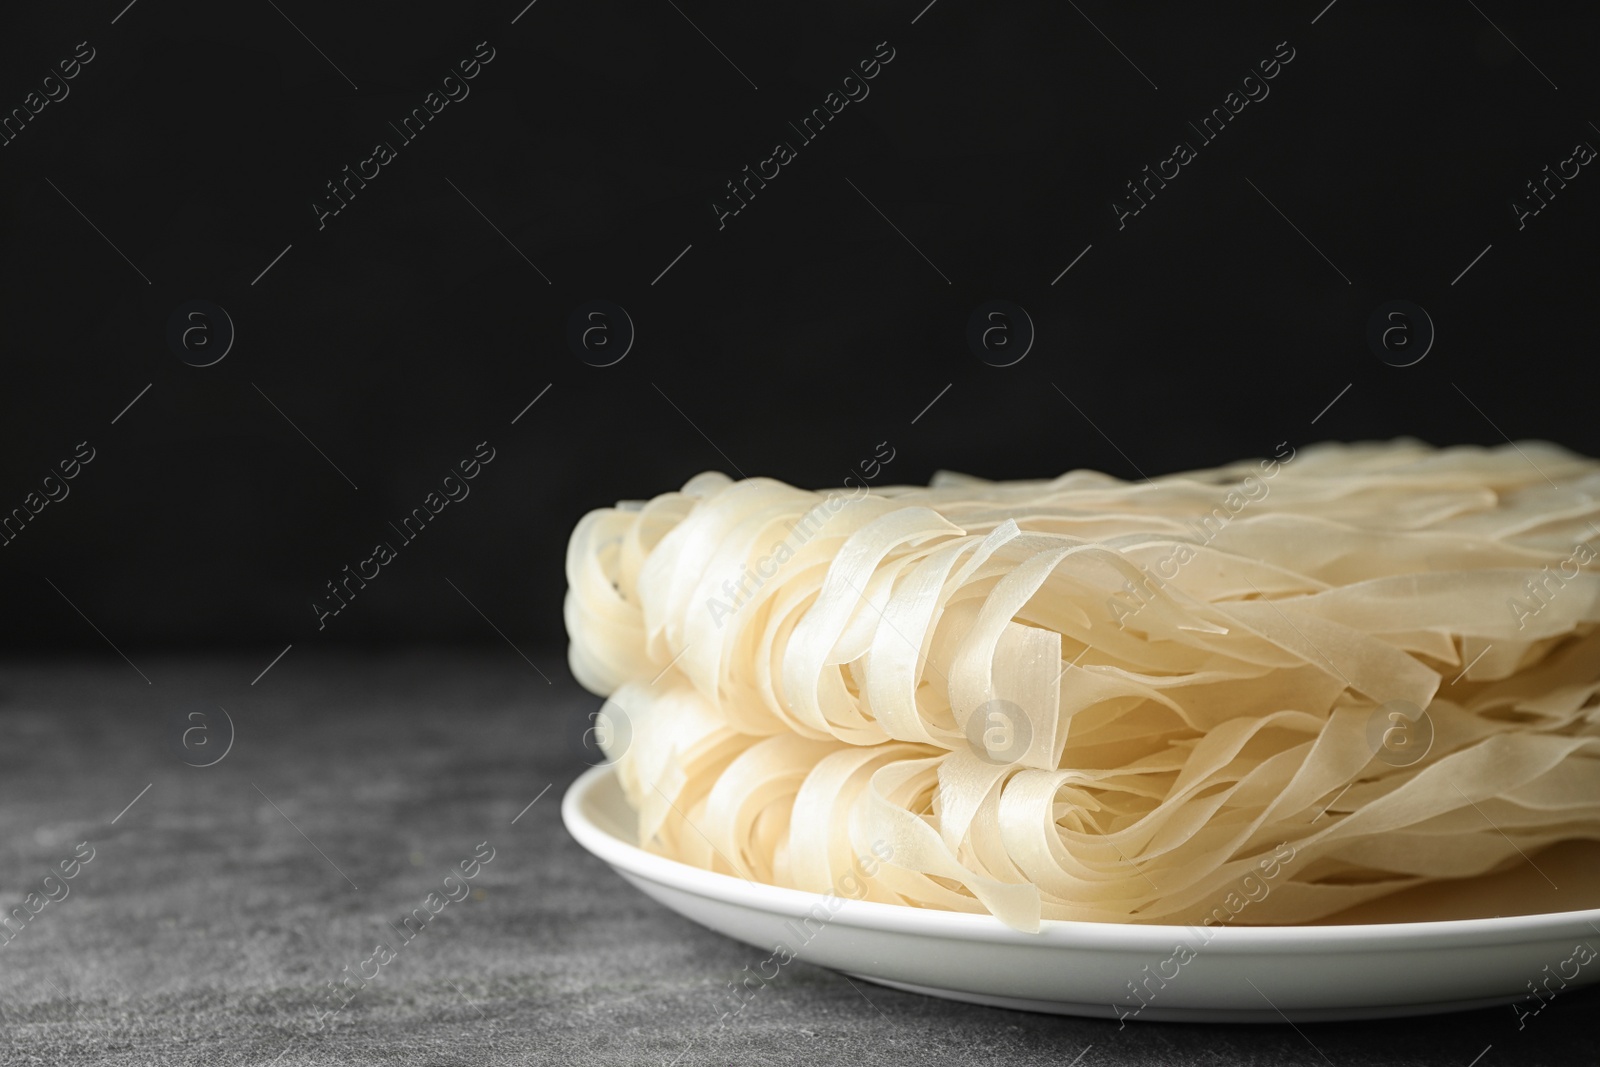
[564,440,1600,931]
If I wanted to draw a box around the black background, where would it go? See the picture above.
[3,0,1597,658]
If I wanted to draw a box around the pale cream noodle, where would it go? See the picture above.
[564,440,1600,931]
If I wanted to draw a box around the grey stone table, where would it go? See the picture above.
[3,651,1595,1066]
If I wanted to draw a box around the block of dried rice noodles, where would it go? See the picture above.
[564,440,1600,931]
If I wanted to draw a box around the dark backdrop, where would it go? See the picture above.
[3,0,1597,657]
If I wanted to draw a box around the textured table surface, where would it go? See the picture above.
[3,651,1595,1066]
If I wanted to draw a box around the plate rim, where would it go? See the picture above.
[562,762,1600,955]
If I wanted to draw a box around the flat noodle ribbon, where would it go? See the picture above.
[566,441,1600,931]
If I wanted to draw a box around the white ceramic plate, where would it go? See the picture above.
[562,763,1600,1023]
